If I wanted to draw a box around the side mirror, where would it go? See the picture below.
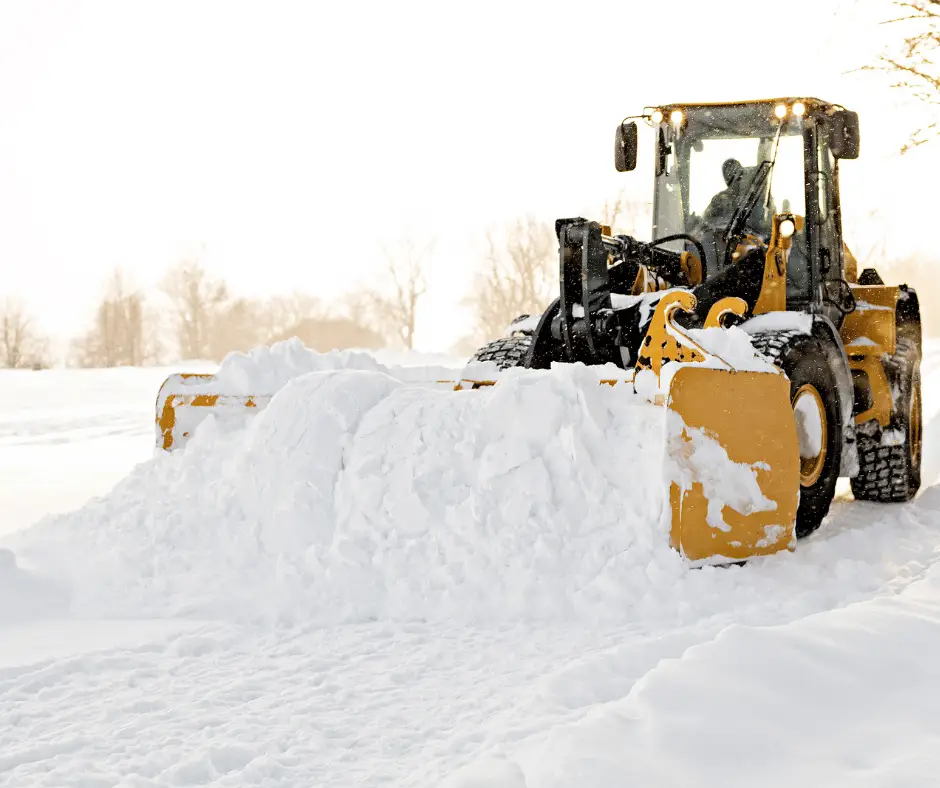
[615,121,638,172]
[829,110,860,159]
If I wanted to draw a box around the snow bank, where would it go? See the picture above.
[6,361,774,625]
[179,338,463,396]
[473,553,940,788]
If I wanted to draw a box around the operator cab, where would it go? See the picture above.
[615,98,860,320]
[654,101,809,303]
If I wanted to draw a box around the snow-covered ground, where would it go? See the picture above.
[4,342,940,786]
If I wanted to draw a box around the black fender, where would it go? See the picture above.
[897,285,922,357]
[523,298,561,369]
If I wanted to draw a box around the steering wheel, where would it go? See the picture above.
[649,233,709,283]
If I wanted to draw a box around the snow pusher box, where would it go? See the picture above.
[155,96,922,564]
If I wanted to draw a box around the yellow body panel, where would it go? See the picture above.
[841,285,899,355]
[840,284,900,427]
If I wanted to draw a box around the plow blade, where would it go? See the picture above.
[154,334,800,564]
[155,373,272,452]
[665,365,799,562]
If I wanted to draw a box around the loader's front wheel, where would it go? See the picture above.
[470,335,532,370]
[751,331,843,538]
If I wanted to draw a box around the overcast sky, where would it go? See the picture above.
[0,0,935,352]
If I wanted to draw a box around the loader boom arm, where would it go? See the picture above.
[541,218,699,370]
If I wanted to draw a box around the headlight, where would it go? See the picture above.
[779,218,796,238]
[774,103,788,119]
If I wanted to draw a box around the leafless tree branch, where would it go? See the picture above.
[865,0,940,152]
[1,298,49,369]
[362,238,432,349]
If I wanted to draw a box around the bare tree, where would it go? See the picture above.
[464,216,556,343]
[867,1,940,152]
[598,191,652,237]
[0,298,49,369]
[843,206,890,272]
[269,315,385,352]
[260,290,325,340]
[208,297,268,359]
[362,239,430,349]
[160,258,229,360]
[71,269,159,367]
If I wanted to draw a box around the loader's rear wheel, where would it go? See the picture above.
[751,331,843,538]
[470,335,532,370]
[850,341,922,503]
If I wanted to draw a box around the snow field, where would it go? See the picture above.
[4,340,940,786]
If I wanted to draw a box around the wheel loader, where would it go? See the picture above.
[155,97,922,565]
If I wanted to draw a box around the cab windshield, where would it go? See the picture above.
[651,103,806,280]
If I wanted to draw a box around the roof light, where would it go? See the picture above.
[651,109,664,124]
[793,101,806,117]
[670,109,684,125]
[774,104,788,119]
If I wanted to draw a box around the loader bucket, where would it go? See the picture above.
[634,292,800,562]
[155,373,273,452]
[154,292,800,564]
[665,365,799,562]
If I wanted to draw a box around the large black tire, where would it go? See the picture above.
[850,339,922,502]
[470,335,532,370]
[750,330,844,538]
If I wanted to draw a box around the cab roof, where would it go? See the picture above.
[652,97,843,113]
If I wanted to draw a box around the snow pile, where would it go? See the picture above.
[179,338,463,396]
[9,362,774,625]
[741,310,813,334]
[686,324,779,373]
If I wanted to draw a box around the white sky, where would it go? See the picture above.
[0,0,936,352]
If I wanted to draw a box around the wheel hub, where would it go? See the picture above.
[792,383,827,487]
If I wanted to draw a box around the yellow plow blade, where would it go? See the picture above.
[154,295,800,564]
[155,373,272,452]
[666,366,799,562]
[155,365,800,563]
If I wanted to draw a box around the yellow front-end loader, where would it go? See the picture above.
[155,97,922,564]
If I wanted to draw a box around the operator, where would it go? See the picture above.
[662,156,775,324]
[701,158,773,239]
[702,158,745,227]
